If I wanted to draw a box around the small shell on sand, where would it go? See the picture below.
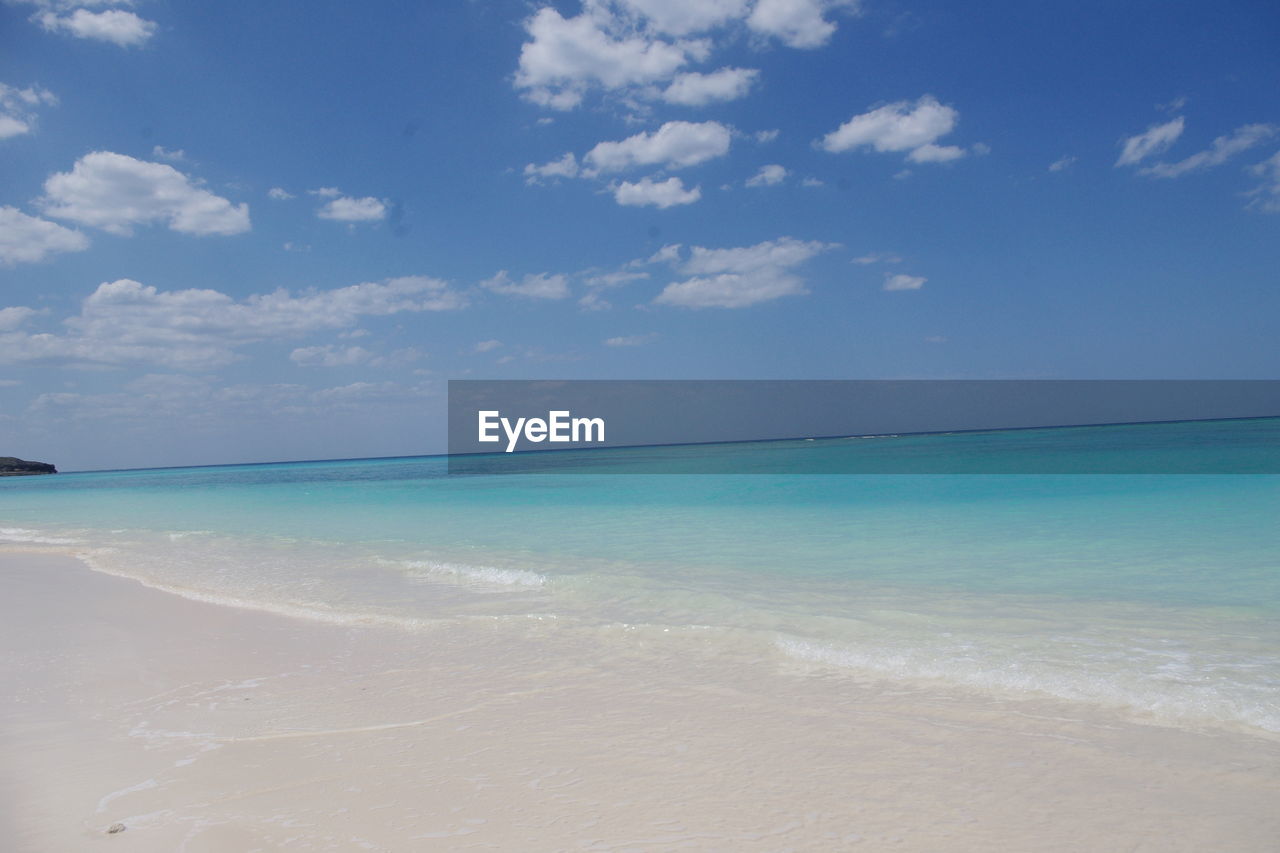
[107,823,126,834]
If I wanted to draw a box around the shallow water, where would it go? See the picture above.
[2,419,1277,733]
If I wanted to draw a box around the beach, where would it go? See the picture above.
[4,549,1278,851]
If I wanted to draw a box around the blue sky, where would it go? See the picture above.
[1,0,1277,469]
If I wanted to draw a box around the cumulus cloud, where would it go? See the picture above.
[1048,155,1077,172]
[37,8,157,47]
[746,164,787,186]
[514,1,856,109]
[613,176,701,208]
[480,270,570,299]
[150,145,185,162]
[524,152,580,184]
[317,195,387,222]
[0,83,57,140]
[820,96,965,164]
[1138,124,1276,178]
[474,339,503,353]
[610,0,750,36]
[0,275,465,370]
[514,6,694,110]
[662,67,758,105]
[884,273,925,291]
[852,252,901,265]
[747,0,858,49]
[267,187,295,200]
[585,121,732,174]
[654,236,835,308]
[290,345,378,368]
[579,269,650,310]
[38,151,250,236]
[0,307,38,332]
[1115,117,1184,167]
[0,206,90,265]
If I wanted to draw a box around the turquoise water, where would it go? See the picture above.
[2,419,1278,733]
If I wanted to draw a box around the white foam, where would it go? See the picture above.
[390,558,548,589]
[0,526,81,545]
[775,634,1280,734]
[75,551,450,634]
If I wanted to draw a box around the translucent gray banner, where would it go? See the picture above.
[447,380,1280,474]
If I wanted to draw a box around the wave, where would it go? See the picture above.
[0,526,82,545]
[380,558,548,589]
[775,634,1280,734]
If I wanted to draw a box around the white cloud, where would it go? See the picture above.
[610,0,749,36]
[746,164,787,186]
[474,339,503,353]
[317,195,387,222]
[655,236,836,308]
[820,96,964,164]
[0,115,28,139]
[613,176,702,208]
[1245,151,1280,213]
[801,176,823,187]
[0,206,90,265]
[755,129,780,143]
[268,187,295,200]
[884,273,925,291]
[514,7,695,109]
[1115,117,1184,167]
[309,186,343,198]
[907,142,966,163]
[579,269,650,310]
[585,270,650,288]
[585,121,732,174]
[290,345,377,368]
[38,8,156,47]
[662,67,758,105]
[747,0,858,49]
[0,275,465,370]
[524,152,580,184]
[514,1,856,110]
[852,252,901,265]
[0,83,57,140]
[646,243,683,265]
[150,145,185,162]
[0,307,38,332]
[604,333,658,347]
[28,375,436,428]
[1139,124,1276,178]
[1048,155,1077,172]
[39,151,250,236]
[480,270,570,299]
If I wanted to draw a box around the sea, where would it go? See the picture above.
[2,417,1277,735]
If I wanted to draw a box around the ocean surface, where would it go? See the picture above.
[2,418,1278,734]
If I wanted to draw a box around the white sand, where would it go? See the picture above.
[2,551,1278,851]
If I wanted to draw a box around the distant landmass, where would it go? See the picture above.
[0,457,57,476]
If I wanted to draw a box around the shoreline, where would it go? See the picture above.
[3,550,1278,851]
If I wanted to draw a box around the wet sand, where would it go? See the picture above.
[2,551,1277,851]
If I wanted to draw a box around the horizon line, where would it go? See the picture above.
[47,412,1280,476]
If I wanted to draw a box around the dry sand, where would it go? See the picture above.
[2,551,1278,851]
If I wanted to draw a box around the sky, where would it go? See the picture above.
[1,0,1278,470]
